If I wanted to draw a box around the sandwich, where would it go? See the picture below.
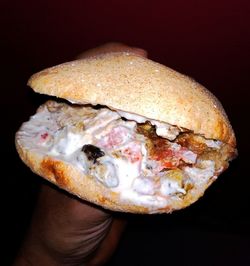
[15,52,237,213]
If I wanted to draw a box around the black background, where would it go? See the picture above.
[1,1,250,265]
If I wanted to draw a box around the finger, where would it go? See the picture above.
[38,184,126,265]
[76,42,148,59]
[86,217,127,266]
[38,183,111,226]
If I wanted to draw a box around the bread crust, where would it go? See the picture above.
[28,52,236,146]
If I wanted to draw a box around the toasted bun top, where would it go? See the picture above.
[28,52,236,146]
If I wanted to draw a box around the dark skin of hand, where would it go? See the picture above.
[13,43,147,266]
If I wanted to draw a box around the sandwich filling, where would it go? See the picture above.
[17,101,235,208]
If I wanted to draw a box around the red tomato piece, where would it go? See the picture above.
[123,142,142,163]
[41,132,48,140]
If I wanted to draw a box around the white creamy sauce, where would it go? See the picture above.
[183,160,215,185]
[116,110,180,140]
[120,190,168,209]
[204,139,222,149]
[160,178,186,195]
[17,101,218,209]
[132,177,155,195]
[113,157,141,191]
[50,131,84,156]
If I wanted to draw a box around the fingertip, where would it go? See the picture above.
[130,47,148,58]
[76,42,148,59]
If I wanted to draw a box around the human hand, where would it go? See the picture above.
[13,42,147,266]
[14,184,125,265]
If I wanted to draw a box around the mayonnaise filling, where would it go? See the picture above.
[17,101,218,208]
[117,110,180,140]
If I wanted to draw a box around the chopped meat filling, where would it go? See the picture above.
[18,101,236,207]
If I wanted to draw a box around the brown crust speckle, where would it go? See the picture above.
[41,158,70,187]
